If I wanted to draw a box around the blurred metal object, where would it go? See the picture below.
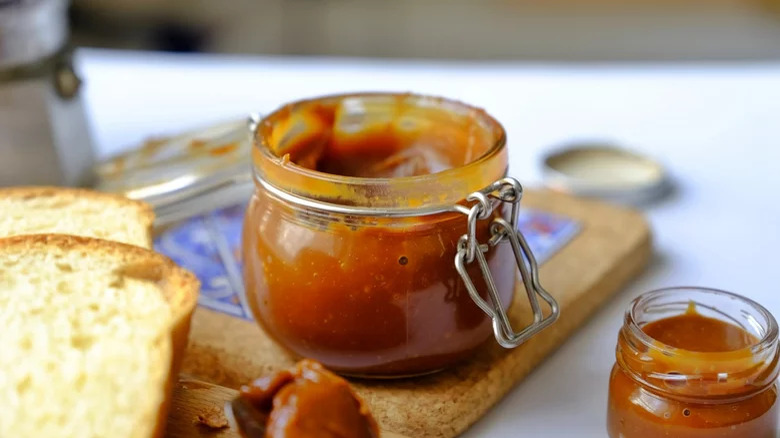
[542,142,670,206]
[0,0,95,187]
[94,118,253,228]
[0,0,67,69]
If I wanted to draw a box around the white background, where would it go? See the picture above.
[79,49,780,437]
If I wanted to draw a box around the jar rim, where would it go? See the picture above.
[626,286,779,358]
[251,92,509,211]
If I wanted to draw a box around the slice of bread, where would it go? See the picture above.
[0,187,155,248]
[0,234,199,438]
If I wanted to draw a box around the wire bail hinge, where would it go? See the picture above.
[454,177,560,348]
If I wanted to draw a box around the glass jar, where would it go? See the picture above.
[242,93,558,377]
[608,287,780,437]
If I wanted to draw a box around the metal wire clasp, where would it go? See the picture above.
[454,177,559,348]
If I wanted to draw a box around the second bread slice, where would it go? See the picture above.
[0,187,155,248]
[0,234,199,438]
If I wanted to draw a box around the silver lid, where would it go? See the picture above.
[0,0,68,70]
[542,142,670,206]
[94,118,254,227]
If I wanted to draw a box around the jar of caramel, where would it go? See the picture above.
[242,93,558,377]
[608,287,780,437]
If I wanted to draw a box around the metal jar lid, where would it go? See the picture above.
[0,0,68,70]
[94,118,254,227]
[542,142,670,205]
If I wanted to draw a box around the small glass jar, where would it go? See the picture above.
[242,93,558,377]
[607,287,780,438]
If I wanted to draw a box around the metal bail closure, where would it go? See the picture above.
[454,177,560,348]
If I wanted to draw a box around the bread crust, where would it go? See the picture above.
[0,234,199,438]
[0,186,155,247]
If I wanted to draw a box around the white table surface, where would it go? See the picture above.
[78,48,780,437]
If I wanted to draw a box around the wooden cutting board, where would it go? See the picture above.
[175,189,651,438]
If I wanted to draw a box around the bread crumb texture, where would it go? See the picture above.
[0,244,172,438]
